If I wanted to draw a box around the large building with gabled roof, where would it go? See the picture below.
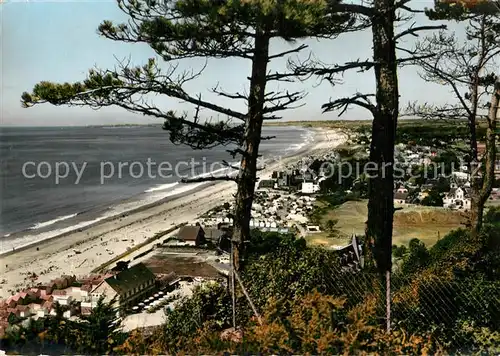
[90,263,155,314]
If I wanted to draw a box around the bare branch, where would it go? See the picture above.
[263,90,307,114]
[394,24,447,41]
[289,56,375,88]
[405,101,469,120]
[268,44,308,60]
[211,83,247,101]
[322,93,377,116]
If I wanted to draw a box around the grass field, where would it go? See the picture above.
[306,200,466,248]
[264,118,486,130]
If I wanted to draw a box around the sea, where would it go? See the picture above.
[0,125,313,253]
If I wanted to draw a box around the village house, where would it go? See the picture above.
[176,225,206,246]
[90,263,156,315]
[394,191,409,205]
[301,182,320,195]
[272,171,290,188]
[257,179,275,190]
[52,289,73,306]
[396,185,408,194]
[443,186,471,210]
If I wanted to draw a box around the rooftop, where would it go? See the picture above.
[177,225,204,241]
[104,263,155,295]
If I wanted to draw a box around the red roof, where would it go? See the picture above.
[7,308,20,316]
[10,295,21,302]
[16,305,29,312]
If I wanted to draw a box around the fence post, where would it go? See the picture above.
[386,270,391,333]
[230,239,236,329]
[234,269,262,326]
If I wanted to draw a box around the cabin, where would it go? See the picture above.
[177,225,206,246]
[394,191,409,205]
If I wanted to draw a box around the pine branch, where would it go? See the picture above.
[404,101,469,120]
[289,57,375,85]
[329,2,374,17]
[181,175,238,183]
[263,91,307,114]
[322,93,376,116]
[268,44,308,60]
[22,59,248,122]
[211,84,247,101]
[394,24,447,41]
[266,72,300,83]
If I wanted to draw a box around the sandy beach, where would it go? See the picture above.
[0,128,346,299]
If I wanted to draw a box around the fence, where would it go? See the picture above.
[227,241,500,353]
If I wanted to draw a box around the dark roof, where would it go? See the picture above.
[104,263,155,295]
[178,225,204,241]
[421,184,433,191]
[332,235,363,273]
[394,192,409,200]
[205,228,225,241]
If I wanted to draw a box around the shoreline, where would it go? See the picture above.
[0,128,346,299]
[0,126,314,250]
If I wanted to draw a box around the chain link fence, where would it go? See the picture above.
[318,263,500,352]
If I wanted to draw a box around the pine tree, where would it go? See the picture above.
[21,0,357,269]
[290,0,445,331]
[410,0,500,237]
[292,0,444,273]
[78,296,124,354]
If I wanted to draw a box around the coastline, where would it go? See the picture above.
[0,128,346,299]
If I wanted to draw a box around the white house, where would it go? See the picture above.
[301,182,320,194]
[443,187,471,210]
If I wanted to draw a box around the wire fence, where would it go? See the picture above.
[317,266,500,352]
[228,243,500,353]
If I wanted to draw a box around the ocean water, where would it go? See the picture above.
[0,125,313,251]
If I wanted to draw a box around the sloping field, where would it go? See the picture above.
[311,200,466,247]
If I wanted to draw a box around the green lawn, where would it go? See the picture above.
[306,200,466,248]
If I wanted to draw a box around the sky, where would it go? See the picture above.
[0,0,461,126]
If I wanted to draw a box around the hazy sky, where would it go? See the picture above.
[1,0,458,126]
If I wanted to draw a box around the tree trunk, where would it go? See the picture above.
[468,65,481,238]
[470,78,500,238]
[365,0,399,276]
[232,33,270,271]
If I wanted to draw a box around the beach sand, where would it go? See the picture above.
[0,129,346,299]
